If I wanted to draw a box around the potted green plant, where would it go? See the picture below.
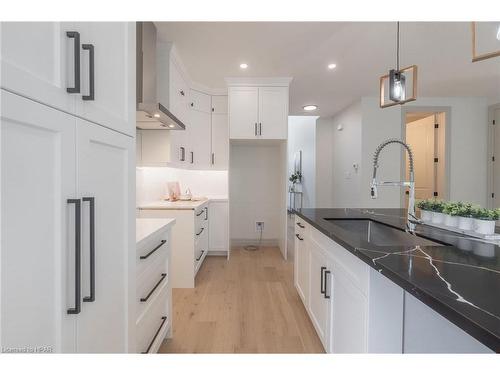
[429,199,446,224]
[471,207,499,235]
[416,199,433,222]
[456,203,476,231]
[442,201,461,228]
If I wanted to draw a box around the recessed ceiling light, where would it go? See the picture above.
[240,63,248,69]
[328,63,337,70]
[303,105,318,111]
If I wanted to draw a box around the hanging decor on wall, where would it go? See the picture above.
[379,22,418,108]
[471,22,500,62]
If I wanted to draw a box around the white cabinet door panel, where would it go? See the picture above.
[75,120,134,353]
[189,109,211,168]
[294,221,309,305]
[211,112,228,169]
[258,87,288,139]
[229,87,258,139]
[208,202,228,253]
[211,95,228,114]
[0,90,77,352]
[0,22,84,114]
[190,89,211,113]
[78,22,135,136]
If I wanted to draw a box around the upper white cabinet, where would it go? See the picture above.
[190,89,211,113]
[189,108,212,168]
[211,96,229,170]
[227,79,291,140]
[0,22,135,136]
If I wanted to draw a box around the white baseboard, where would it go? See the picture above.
[230,238,280,247]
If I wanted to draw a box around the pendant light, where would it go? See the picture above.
[379,22,418,108]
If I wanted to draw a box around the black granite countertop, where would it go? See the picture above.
[294,208,500,352]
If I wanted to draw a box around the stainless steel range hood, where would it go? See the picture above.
[136,22,185,130]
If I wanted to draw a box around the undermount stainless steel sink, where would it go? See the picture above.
[324,219,446,247]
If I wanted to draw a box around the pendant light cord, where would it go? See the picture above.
[396,21,400,71]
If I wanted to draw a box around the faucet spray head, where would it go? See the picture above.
[370,180,378,199]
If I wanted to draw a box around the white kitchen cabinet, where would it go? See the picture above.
[0,22,135,136]
[210,101,229,169]
[1,89,77,353]
[0,89,135,353]
[189,108,212,168]
[308,236,332,351]
[228,84,289,140]
[190,89,211,113]
[294,217,309,305]
[208,201,229,255]
[74,119,134,353]
[212,95,229,114]
[228,87,259,139]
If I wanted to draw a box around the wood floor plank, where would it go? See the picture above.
[159,247,325,354]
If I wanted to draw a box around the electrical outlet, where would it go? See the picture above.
[255,221,264,231]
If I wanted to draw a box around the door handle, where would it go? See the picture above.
[66,31,80,94]
[320,266,326,295]
[295,233,304,241]
[211,153,215,165]
[196,250,205,262]
[190,151,194,164]
[324,270,331,299]
[255,123,258,136]
[82,197,95,302]
[140,273,167,302]
[259,122,262,135]
[205,207,208,220]
[67,199,81,314]
[180,147,185,162]
[82,44,94,101]
[140,240,166,260]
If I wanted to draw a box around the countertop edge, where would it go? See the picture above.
[136,218,176,247]
[293,210,499,353]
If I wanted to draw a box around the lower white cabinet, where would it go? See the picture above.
[208,201,229,255]
[1,90,135,353]
[294,217,309,305]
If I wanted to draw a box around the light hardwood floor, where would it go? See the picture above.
[159,246,324,353]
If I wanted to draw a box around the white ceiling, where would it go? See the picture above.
[155,22,500,117]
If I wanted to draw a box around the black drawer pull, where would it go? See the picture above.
[141,316,167,354]
[296,222,305,228]
[140,240,166,260]
[196,250,205,262]
[66,31,80,94]
[324,270,331,299]
[296,234,304,241]
[320,266,326,295]
[67,199,81,314]
[196,210,204,217]
[204,207,208,220]
[140,273,167,302]
[196,227,204,236]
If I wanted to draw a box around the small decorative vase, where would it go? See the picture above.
[420,210,432,222]
[458,216,474,231]
[474,219,496,235]
[444,214,458,228]
[431,212,445,224]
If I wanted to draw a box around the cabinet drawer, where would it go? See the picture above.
[136,283,169,354]
[295,216,308,237]
[136,229,170,276]
[136,253,169,321]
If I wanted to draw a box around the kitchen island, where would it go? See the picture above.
[294,208,499,353]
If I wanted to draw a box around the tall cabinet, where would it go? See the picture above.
[0,22,135,353]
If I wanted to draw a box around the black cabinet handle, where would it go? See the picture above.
[320,266,326,295]
[255,123,258,136]
[83,197,95,303]
[190,102,194,107]
[196,227,204,236]
[180,147,185,162]
[205,207,208,220]
[190,151,194,164]
[66,31,80,94]
[259,122,262,135]
[296,222,305,228]
[82,44,94,101]
[140,240,166,260]
[180,90,185,96]
[67,199,81,314]
[295,234,304,241]
[196,250,205,262]
[196,209,204,217]
[324,270,331,299]
[140,273,167,302]
[141,316,167,354]
[211,153,215,165]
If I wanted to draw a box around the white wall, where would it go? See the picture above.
[136,167,228,206]
[315,117,334,207]
[288,116,317,208]
[229,143,286,245]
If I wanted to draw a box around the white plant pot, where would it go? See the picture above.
[431,212,445,224]
[458,216,474,231]
[474,219,496,235]
[444,214,459,228]
[420,210,432,222]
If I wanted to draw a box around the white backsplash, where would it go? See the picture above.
[136,167,228,206]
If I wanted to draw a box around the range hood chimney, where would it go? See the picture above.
[136,22,185,130]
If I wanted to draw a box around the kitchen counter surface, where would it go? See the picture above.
[294,208,500,352]
[138,198,209,210]
[136,218,176,246]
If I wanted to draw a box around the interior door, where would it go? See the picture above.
[1,90,77,352]
[77,22,135,136]
[405,115,435,199]
[75,119,134,353]
[229,87,258,139]
[0,22,85,114]
[258,87,288,139]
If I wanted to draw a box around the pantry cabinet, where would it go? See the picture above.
[0,22,135,136]
[228,82,290,140]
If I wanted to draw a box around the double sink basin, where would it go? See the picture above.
[324,218,446,247]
